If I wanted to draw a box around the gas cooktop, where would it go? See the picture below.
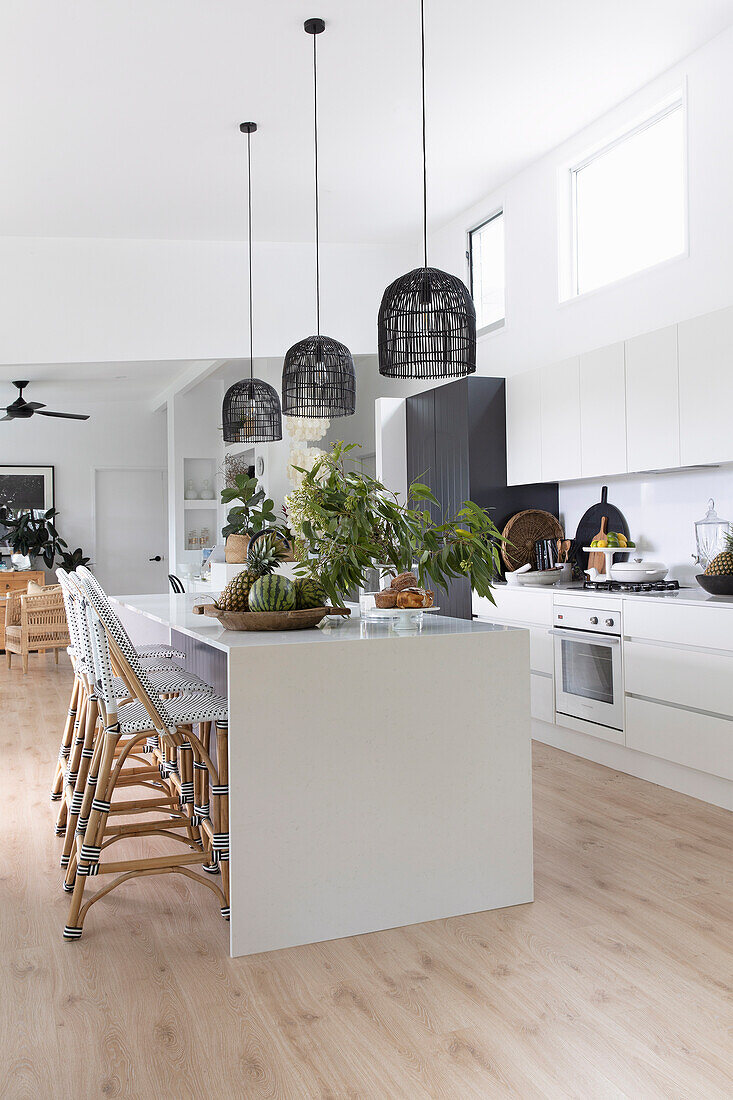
[583,579,681,594]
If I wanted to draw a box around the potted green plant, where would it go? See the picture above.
[0,507,67,570]
[220,473,279,563]
[58,547,91,570]
[285,442,505,608]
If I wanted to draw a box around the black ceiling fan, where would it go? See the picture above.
[1,380,90,422]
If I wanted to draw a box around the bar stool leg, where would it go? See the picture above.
[51,676,80,802]
[213,720,229,920]
[55,692,88,835]
[61,693,99,874]
[64,723,119,939]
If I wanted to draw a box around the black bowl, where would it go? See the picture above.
[696,573,733,596]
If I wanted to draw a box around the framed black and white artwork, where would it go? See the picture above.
[0,465,55,550]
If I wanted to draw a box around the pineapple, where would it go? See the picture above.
[704,528,733,576]
[215,534,287,611]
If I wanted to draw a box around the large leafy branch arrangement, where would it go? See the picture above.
[286,442,505,608]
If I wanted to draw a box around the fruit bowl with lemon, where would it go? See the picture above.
[583,531,636,578]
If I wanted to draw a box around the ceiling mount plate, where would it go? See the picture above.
[304,17,325,34]
[239,121,257,134]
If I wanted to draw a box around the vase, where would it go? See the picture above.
[225,533,251,563]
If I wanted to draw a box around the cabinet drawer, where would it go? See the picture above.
[531,673,554,723]
[625,640,733,718]
[626,695,733,780]
[624,600,733,651]
[474,587,554,626]
[0,571,45,593]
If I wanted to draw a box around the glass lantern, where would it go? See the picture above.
[694,499,730,569]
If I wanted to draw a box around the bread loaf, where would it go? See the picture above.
[390,571,417,592]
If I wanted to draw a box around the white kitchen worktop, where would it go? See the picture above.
[497,581,733,609]
[112,592,519,653]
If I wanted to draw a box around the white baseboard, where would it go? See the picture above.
[533,718,733,811]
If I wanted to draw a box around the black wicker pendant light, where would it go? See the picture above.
[378,0,476,379]
[281,18,356,418]
[222,122,283,444]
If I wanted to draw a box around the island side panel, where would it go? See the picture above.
[171,628,227,699]
[227,627,533,958]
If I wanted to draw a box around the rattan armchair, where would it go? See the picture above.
[4,586,70,672]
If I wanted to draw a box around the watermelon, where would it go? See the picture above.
[248,574,296,612]
[294,577,328,610]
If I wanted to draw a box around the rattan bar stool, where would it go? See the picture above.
[56,571,218,868]
[63,578,230,939]
[52,569,193,807]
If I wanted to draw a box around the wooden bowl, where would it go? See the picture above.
[193,604,350,631]
[695,574,733,596]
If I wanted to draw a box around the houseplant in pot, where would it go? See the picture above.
[220,472,280,563]
[0,506,67,570]
[285,442,505,608]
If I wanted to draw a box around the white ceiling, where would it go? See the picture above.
[0,360,193,401]
[3,0,733,246]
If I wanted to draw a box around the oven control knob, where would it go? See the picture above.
[590,616,598,625]
[605,618,615,627]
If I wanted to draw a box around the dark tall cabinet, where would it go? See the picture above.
[406,377,559,618]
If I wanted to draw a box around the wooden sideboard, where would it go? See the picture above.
[0,571,46,650]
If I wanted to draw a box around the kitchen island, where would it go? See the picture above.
[113,593,534,958]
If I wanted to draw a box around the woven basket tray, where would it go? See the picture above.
[193,604,350,632]
[501,509,564,571]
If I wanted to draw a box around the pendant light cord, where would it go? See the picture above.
[246,127,254,380]
[312,30,321,337]
[421,0,428,269]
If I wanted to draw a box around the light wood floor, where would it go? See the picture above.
[1,656,732,1099]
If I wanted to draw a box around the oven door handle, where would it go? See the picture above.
[549,628,620,645]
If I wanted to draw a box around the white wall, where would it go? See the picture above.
[0,390,166,578]
[431,24,733,378]
[0,237,412,365]
[426,24,733,587]
[559,465,733,586]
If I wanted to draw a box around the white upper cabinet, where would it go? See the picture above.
[540,358,582,481]
[625,325,680,473]
[678,305,733,466]
[579,343,626,477]
[506,368,542,485]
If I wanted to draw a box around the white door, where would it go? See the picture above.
[94,468,168,595]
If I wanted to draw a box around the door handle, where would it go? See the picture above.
[549,627,620,645]
[149,555,162,562]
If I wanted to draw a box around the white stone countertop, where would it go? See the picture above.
[112,593,522,653]
[496,581,733,608]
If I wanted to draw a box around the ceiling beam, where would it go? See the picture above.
[148,359,226,413]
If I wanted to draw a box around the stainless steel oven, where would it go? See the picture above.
[551,602,623,732]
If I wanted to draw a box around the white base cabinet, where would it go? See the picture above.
[475,585,733,809]
[626,696,733,782]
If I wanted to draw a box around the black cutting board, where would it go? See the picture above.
[574,486,630,572]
